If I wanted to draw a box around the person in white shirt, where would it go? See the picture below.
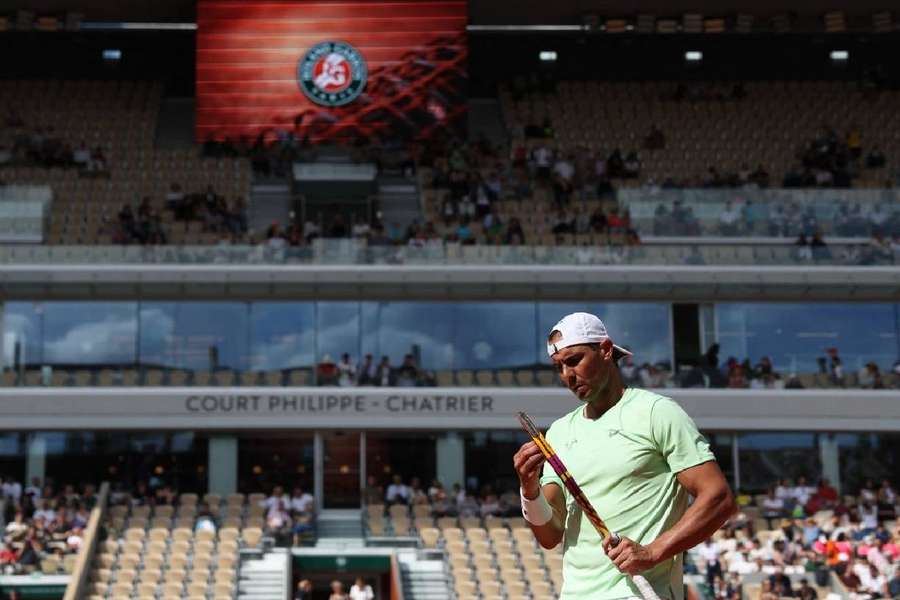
[762,489,785,519]
[859,501,879,532]
[791,476,814,506]
[348,577,374,600]
[291,487,314,514]
[774,479,792,502]
[2,478,22,502]
[718,202,742,235]
[697,538,722,584]
[33,500,55,523]
[337,353,356,387]
[384,475,410,505]
[265,486,291,511]
[25,477,42,500]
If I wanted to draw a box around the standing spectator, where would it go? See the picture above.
[337,353,356,387]
[328,580,348,600]
[395,355,419,387]
[698,538,723,586]
[294,580,313,600]
[349,577,374,600]
[316,355,339,386]
[375,356,394,387]
[357,354,376,385]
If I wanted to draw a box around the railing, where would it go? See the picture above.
[0,240,896,267]
[62,482,109,600]
[619,188,900,237]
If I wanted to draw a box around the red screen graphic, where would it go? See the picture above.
[196,0,467,143]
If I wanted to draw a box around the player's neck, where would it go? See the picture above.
[582,369,624,420]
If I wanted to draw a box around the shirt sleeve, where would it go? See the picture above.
[650,397,716,473]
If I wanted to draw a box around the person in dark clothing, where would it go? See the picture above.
[294,579,313,600]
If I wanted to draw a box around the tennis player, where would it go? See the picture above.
[513,312,735,600]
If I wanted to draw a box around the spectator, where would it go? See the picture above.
[72,141,90,167]
[337,353,356,387]
[329,580,348,600]
[797,578,817,600]
[357,354,376,386]
[375,356,394,387]
[295,580,313,600]
[395,355,419,387]
[858,362,883,389]
[349,577,374,600]
[698,538,723,586]
[362,476,383,507]
[316,355,339,386]
[385,475,410,505]
[266,499,292,545]
[761,488,785,519]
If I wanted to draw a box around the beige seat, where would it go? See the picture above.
[242,527,263,548]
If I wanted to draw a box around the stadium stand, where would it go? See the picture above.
[0,80,251,246]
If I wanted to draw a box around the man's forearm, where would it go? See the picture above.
[647,488,735,564]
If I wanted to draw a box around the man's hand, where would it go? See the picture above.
[603,536,660,576]
[513,441,545,498]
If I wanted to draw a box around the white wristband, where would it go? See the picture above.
[520,487,553,526]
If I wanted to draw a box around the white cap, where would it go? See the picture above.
[547,312,633,360]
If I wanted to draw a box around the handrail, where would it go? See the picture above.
[62,481,109,600]
[390,553,406,600]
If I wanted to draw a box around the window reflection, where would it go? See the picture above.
[43,303,137,365]
[836,432,900,493]
[737,432,820,492]
[4,303,41,367]
[316,302,360,365]
[716,303,899,373]
[250,303,315,371]
[140,302,249,370]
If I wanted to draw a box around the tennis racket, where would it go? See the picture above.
[517,411,662,600]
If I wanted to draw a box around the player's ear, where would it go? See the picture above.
[599,339,614,361]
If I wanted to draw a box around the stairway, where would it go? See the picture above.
[377,175,421,232]
[249,182,293,235]
[397,551,452,600]
[468,98,509,148]
[237,548,291,600]
[315,509,365,550]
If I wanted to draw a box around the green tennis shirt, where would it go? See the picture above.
[539,387,715,600]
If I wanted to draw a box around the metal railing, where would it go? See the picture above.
[0,240,895,267]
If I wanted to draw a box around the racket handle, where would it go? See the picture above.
[608,534,663,600]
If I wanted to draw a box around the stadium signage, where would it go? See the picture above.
[297,41,367,107]
[184,394,494,414]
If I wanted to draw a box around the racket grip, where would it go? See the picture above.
[632,575,662,600]
[608,534,663,600]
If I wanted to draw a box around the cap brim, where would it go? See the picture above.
[612,344,632,360]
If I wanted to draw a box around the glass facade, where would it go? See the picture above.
[2,301,673,374]
[715,302,900,374]
[6,429,900,503]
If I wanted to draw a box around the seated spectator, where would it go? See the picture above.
[266,499,292,545]
[71,141,90,167]
[295,580,313,600]
[718,202,742,235]
[385,475,410,505]
[363,476,383,506]
[623,151,641,178]
[866,147,886,169]
[761,488,785,519]
[858,362,884,389]
[88,146,106,172]
[408,478,428,506]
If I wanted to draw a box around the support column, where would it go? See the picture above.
[313,432,324,512]
[25,433,46,487]
[819,434,841,494]
[436,432,464,490]
[207,435,237,495]
[732,434,741,493]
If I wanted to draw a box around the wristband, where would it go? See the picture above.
[520,487,553,526]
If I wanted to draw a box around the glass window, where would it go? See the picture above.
[43,431,208,493]
[140,303,249,370]
[538,303,673,368]
[706,432,735,491]
[249,303,315,371]
[315,302,360,365]
[452,303,538,370]
[366,432,438,490]
[41,302,138,365]
[3,303,42,368]
[361,302,455,369]
[0,433,26,482]
[836,432,900,494]
[716,303,899,374]
[238,433,314,494]
[464,430,530,494]
[737,432,820,493]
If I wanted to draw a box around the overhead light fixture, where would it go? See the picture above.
[685,50,703,61]
[539,50,558,62]
[102,49,122,61]
[830,50,849,61]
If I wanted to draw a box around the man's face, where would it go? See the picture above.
[550,341,614,402]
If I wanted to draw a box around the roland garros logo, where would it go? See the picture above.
[298,41,367,107]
